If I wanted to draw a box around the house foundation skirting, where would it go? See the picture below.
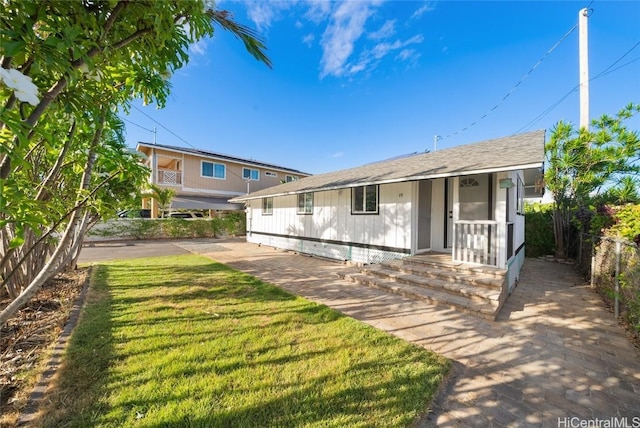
[247,232,410,265]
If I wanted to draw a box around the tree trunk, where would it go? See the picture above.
[552,208,566,258]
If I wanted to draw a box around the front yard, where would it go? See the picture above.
[38,254,449,427]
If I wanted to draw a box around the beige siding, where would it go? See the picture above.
[139,146,307,197]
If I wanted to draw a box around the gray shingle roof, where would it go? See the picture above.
[231,130,546,201]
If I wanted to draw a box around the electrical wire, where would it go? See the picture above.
[514,43,640,134]
[121,116,154,133]
[126,104,281,186]
[438,23,579,141]
[132,104,197,150]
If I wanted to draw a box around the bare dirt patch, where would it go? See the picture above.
[0,268,88,426]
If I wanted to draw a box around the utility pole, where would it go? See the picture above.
[433,135,441,152]
[579,8,590,130]
[152,126,157,144]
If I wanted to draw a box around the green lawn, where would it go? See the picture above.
[42,254,449,427]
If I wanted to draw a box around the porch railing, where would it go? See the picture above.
[157,169,182,185]
[453,221,513,268]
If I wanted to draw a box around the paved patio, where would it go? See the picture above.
[80,238,640,426]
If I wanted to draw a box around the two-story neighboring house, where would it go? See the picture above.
[136,142,310,218]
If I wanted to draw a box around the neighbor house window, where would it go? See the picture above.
[201,161,225,179]
[286,175,298,182]
[297,193,313,214]
[265,171,277,177]
[352,185,378,214]
[243,168,259,181]
[262,197,273,215]
[517,175,525,215]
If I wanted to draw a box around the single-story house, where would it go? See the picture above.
[231,131,545,292]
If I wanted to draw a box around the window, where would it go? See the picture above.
[352,185,378,214]
[460,177,479,187]
[517,175,525,215]
[286,175,298,183]
[262,197,273,215]
[265,171,277,177]
[202,161,225,179]
[243,168,259,181]
[297,193,313,214]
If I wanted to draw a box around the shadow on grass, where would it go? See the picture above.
[37,255,448,427]
[37,265,116,427]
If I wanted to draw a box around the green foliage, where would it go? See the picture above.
[42,256,448,426]
[593,239,640,340]
[544,103,640,257]
[600,176,640,205]
[221,211,246,236]
[88,218,231,240]
[149,184,176,218]
[608,204,640,241]
[1,0,270,318]
[524,202,555,257]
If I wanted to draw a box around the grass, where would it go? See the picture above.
[40,254,449,427]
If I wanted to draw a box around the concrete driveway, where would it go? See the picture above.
[79,238,640,427]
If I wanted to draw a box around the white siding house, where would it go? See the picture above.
[232,131,546,291]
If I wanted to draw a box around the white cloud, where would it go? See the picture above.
[396,48,421,62]
[244,0,296,31]
[236,0,422,80]
[304,0,332,23]
[319,1,378,78]
[349,34,423,76]
[189,39,208,56]
[332,151,344,158]
[368,19,395,40]
[411,2,436,20]
[302,33,315,47]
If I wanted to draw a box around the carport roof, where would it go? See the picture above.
[171,196,243,211]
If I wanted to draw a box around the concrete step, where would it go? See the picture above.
[362,264,500,304]
[380,259,504,290]
[403,256,507,280]
[338,271,501,321]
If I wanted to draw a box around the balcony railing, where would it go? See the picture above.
[157,169,182,185]
[453,221,514,268]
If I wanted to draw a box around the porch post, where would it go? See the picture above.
[497,222,507,269]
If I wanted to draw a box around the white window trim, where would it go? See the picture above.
[243,167,260,181]
[351,185,379,214]
[201,160,226,180]
[262,197,273,215]
[286,175,298,183]
[265,171,277,177]
[297,192,313,214]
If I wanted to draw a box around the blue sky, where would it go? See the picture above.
[123,1,640,175]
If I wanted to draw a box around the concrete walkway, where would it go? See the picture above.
[80,239,640,426]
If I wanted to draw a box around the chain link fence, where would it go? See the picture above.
[577,233,640,337]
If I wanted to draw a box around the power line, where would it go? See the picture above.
[438,23,579,141]
[591,41,640,80]
[132,104,197,150]
[121,116,154,133]
[515,43,640,133]
[128,104,255,184]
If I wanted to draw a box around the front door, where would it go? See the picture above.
[417,180,432,251]
[445,178,454,248]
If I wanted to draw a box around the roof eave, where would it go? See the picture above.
[232,161,544,202]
